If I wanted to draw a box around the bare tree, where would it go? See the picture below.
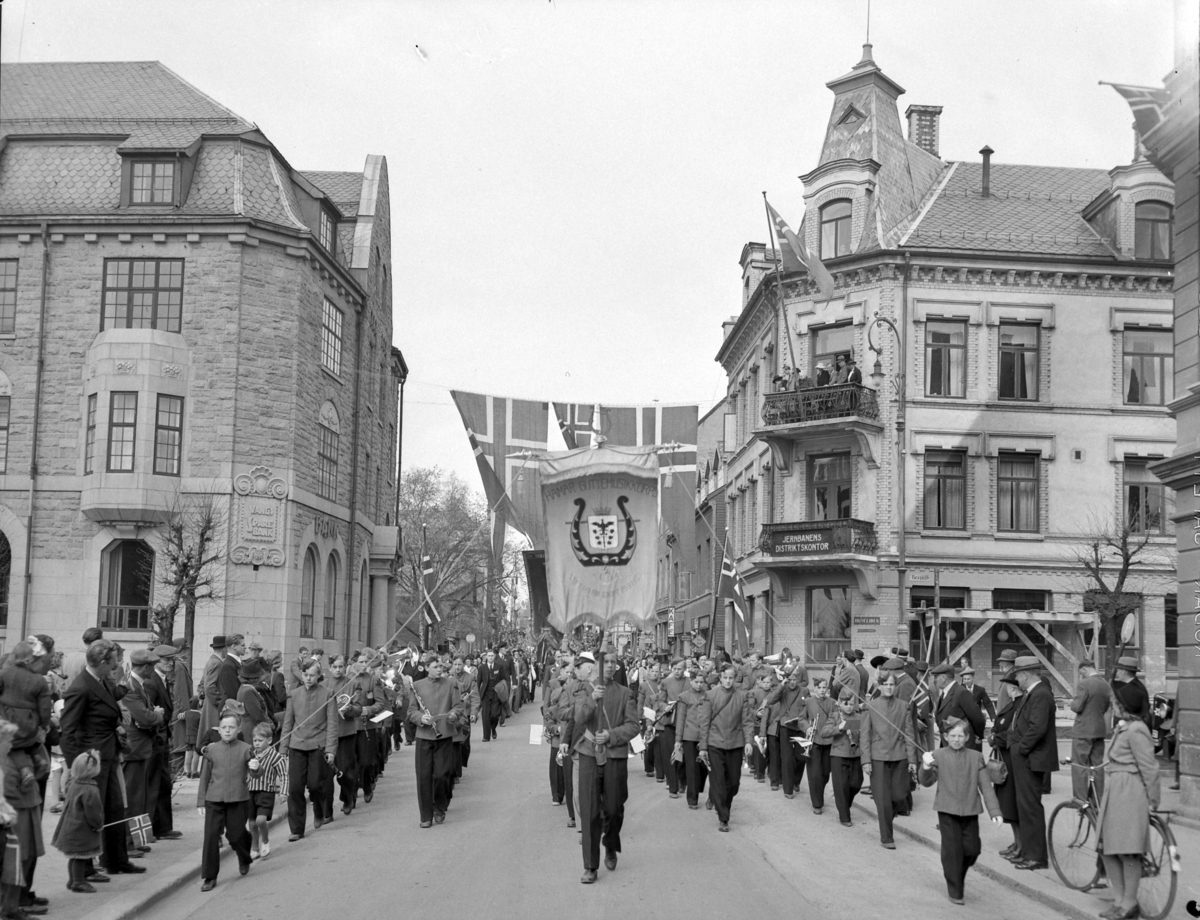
[395,466,527,648]
[1068,508,1173,678]
[150,491,227,654]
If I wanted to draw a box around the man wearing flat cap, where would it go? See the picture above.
[123,649,167,846]
[1068,660,1111,804]
[932,662,986,750]
[150,645,187,839]
[1008,656,1058,870]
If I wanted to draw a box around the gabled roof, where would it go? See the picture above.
[902,161,1115,257]
[0,61,253,127]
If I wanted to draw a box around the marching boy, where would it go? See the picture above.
[197,713,254,891]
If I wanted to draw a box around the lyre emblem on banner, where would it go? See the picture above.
[571,497,636,566]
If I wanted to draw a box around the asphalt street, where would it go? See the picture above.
[148,705,1083,920]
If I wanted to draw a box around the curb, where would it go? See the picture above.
[850,800,1097,920]
[87,812,288,920]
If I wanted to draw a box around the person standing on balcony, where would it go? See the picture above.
[846,357,862,384]
[815,362,832,387]
[834,355,850,384]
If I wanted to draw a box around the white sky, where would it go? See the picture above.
[0,0,1174,492]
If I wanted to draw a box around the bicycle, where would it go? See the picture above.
[1047,762,1179,920]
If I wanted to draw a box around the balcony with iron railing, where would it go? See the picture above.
[755,518,880,599]
[755,383,884,471]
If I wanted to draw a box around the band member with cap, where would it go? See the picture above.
[558,650,639,884]
[698,664,754,833]
[931,662,986,750]
[1068,659,1111,804]
[799,677,836,813]
[657,659,689,799]
[407,657,464,828]
[821,687,864,826]
[672,669,710,809]
[763,665,807,799]
[860,662,918,849]
[123,648,166,847]
[1007,655,1058,871]
[748,672,774,784]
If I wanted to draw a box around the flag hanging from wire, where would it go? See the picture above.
[420,553,440,626]
[765,197,835,299]
[717,536,750,652]
[552,402,596,450]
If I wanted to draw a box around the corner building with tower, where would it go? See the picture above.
[718,45,1178,697]
[0,62,406,674]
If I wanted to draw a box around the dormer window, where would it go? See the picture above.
[838,105,865,127]
[131,161,175,205]
[1135,201,1172,260]
[820,199,853,259]
[318,208,335,252]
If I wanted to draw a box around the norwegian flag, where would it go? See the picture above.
[420,554,440,626]
[766,197,835,299]
[1102,82,1170,142]
[552,402,595,450]
[129,813,153,849]
[717,536,750,652]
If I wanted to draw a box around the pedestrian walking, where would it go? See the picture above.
[407,658,463,828]
[673,670,710,809]
[918,722,1003,905]
[860,666,918,849]
[196,713,253,891]
[801,677,836,813]
[246,722,285,860]
[279,661,337,842]
[820,688,864,826]
[698,665,754,833]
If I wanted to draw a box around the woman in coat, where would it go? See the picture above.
[1096,691,1160,920]
[990,674,1023,862]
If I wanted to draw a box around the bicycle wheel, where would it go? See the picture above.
[1137,816,1177,920]
[1048,801,1101,890]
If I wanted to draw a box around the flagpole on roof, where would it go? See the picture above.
[763,192,799,378]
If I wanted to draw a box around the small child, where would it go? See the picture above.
[820,688,863,827]
[918,722,1003,906]
[0,718,42,915]
[51,750,103,893]
[185,696,202,778]
[196,713,254,891]
[246,722,286,860]
[0,642,52,789]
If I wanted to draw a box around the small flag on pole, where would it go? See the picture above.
[717,536,750,652]
[421,554,440,626]
[129,813,153,849]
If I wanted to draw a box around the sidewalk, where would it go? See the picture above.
[31,772,290,920]
[851,759,1198,920]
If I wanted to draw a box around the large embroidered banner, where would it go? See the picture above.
[539,446,659,635]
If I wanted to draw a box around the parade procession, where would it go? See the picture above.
[0,1,1196,919]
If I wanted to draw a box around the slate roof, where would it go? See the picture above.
[903,161,1116,258]
[0,61,252,126]
[301,171,363,217]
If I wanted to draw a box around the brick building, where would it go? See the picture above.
[0,62,406,673]
[717,45,1178,697]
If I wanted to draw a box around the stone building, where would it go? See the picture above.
[0,62,406,674]
[717,45,1177,697]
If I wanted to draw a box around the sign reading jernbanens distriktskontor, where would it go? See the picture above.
[764,525,837,556]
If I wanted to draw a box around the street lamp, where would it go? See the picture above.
[867,305,909,650]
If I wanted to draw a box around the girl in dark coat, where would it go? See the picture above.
[51,749,103,893]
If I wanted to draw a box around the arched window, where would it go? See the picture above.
[0,531,9,628]
[323,554,338,640]
[318,402,340,502]
[358,562,369,643]
[820,199,852,260]
[99,539,154,630]
[1135,201,1172,260]
[300,547,317,637]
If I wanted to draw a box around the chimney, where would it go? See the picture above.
[980,145,993,198]
[722,316,739,340]
[905,105,943,157]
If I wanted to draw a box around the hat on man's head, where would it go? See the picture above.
[998,649,1018,663]
[239,659,265,682]
[153,645,179,659]
[869,654,890,669]
[930,662,954,677]
[248,638,263,651]
[1000,673,1020,686]
[1009,655,1042,674]
[211,635,227,649]
[576,651,598,666]
[852,649,865,660]
[915,661,930,674]
[130,649,159,667]
[1116,656,1139,672]
[880,657,907,671]
[1078,659,1097,671]
[896,649,910,659]
[960,665,976,676]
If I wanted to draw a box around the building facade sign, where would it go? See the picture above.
[231,466,287,566]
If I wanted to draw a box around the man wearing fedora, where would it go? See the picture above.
[197,636,227,739]
[1111,656,1151,727]
[1069,659,1112,804]
[995,649,1019,712]
[1007,656,1058,870]
[931,662,986,750]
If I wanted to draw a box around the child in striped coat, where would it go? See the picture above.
[247,722,286,859]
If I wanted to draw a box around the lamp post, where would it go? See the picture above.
[868,302,909,650]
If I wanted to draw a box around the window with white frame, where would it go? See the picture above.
[321,299,344,376]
